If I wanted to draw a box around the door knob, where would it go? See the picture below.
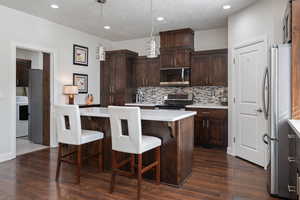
[257,108,263,113]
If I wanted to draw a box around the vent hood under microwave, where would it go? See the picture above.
[160,67,191,86]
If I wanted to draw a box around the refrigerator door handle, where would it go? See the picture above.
[262,67,270,119]
[262,133,278,145]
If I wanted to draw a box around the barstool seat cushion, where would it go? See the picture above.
[80,130,104,145]
[141,136,161,154]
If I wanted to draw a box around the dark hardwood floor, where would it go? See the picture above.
[0,147,279,200]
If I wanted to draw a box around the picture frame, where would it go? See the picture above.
[73,73,88,94]
[73,44,89,66]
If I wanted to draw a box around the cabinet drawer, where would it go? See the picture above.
[188,108,227,119]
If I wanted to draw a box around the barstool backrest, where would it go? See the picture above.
[108,106,142,154]
[54,105,81,145]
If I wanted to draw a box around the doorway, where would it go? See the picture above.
[15,48,51,156]
[233,37,268,167]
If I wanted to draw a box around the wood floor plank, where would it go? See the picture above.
[0,147,279,200]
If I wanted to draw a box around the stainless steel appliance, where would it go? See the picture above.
[160,68,191,86]
[263,44,292,199]
[28,69,44,145]
[156,93,193,110]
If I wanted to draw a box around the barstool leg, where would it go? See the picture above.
[155,147,161,185]
[137,154,142,200]
[77,145,82,184]
[56,143,62,181]
[110,150,117,193]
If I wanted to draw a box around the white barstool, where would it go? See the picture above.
[54,105,104,183]
[108,106,161,200]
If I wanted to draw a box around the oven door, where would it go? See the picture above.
[17,104,29,121]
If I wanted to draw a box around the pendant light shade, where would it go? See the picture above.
[96,45,106,61]
[146,0,158,58]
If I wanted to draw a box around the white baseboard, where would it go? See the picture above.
[227,147,235,156]
[0,152,15,163]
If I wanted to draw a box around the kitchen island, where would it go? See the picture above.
[80,107,196,186]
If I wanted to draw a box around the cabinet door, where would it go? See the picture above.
[113,55,127,92]
[209,53,228,86]
[194,116,208,146]
[100,59,112,106]
[191,54,209,86]
[207,118,228,147]
[147,58,160,86]
[175,49,191,67]
[160,50,175,68]
[134,58,147,87]
[16,59,31,87]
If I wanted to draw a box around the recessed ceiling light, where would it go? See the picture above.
[223,5,231,10]
[156,17,165,21]
[104,26,111,30]
[50,4,59,9]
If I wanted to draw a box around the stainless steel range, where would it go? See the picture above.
[155,93,193,110]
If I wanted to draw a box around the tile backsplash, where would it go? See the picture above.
[137,86,228,105]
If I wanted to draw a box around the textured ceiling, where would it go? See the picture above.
[0,0,259,41]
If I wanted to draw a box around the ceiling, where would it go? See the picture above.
[0,0,259,41]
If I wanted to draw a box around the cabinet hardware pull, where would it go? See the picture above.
[202,120,205,128]
[288,185,297,193]
[288,157,296,162]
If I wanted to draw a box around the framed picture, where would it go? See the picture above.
[73,73,88,93]
[73,44,89,66]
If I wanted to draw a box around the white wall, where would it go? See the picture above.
[112,28,228,56]
[0,5,112,162]
[227,0,289,155]
[16,48,43,69]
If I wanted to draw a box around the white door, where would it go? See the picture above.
[234,39,267,167]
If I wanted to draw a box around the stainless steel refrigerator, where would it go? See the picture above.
[28,69,44,145]
[263,44,292,199]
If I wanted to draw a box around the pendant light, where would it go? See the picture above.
[146,0,158,58]
[97,0,106,61]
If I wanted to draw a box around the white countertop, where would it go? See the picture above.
[125,103,156,107]
[125,103,228,110]
[288,119,300,138]
[80,107,196,122]
[186,104,228,109]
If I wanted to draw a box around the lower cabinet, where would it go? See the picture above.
[187,108,228,148]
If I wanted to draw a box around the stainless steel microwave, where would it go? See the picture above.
[160,67,190,87]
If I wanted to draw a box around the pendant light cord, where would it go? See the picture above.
[150,0,154,38]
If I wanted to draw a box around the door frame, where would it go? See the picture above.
[232,35,269,167]
[11,41,58,159]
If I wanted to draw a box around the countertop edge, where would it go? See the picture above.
[288,119,300,138]
[125,103,228,109]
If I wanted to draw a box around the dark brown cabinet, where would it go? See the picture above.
[160,28,194,49]
[187,108,228,148]
[160,49,192,68]
[134,56,160,87]
[191,49,228,86]
[160,29,194,69]
[100,50,137,106]
[16,59,31,87]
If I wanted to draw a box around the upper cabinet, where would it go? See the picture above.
[16,59,31,87]
[160,29,194,69]
[160,28,194,49]
[134,56,160,87]
[191,49,228,86]
[100,50,138,106]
